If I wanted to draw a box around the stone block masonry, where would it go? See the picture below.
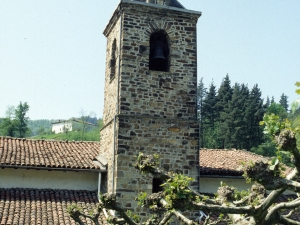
[100,0,201,221]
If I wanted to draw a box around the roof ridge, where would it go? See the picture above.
[200,148,266,157]
[0,187,98,192]
[0,136,100,143]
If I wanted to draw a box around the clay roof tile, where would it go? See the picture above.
[200,148,266,176]
[0,136,102,171]
[0,188,108,225]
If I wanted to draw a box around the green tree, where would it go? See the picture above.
[244,84,265,149]
[218,81,236,148]
[264,96,270,108]
[200,76,265,150]
[0,106,17,136]
[279,93,289,112]
[197,78,206,148]
[266,102,287,119]
[215,74,233,148]
[14,102,30,138]
[229,83,250,149]
[202,82,219,148]
[0,118,16,137]
[252,102,288,160]
[295,82,300,94]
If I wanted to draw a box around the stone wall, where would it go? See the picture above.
[100,122,115,193]
[115,116,199,206]
[102,16,121,125]
[100,14,121,193]
[119,4,199,119]
[100,0,201,221]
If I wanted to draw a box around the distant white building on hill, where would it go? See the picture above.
[51,118,97,134]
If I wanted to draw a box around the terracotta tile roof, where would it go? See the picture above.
[200,149,266,176]
[0,136,101,170]
[0,188,108,225]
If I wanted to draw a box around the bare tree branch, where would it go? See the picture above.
[158,212,172,225]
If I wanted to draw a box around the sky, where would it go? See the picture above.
[0,0,299,120]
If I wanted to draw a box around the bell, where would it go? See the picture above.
[152,45,167,61]
[151,45,167,71]
[150,33,169,71]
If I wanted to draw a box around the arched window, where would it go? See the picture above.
[149,31,169,72]
[110,39,117,80]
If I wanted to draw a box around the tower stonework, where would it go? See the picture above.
[100,0,201,217]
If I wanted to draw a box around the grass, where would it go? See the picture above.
[32,129,100,141]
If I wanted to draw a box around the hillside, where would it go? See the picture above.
[28,118,102,141]
[32,128,100,141]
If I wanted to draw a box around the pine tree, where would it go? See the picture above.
[202,82,219,148]
[220,83,238,148]
[215,74,233,148]
[264,96,270,108]
[279,93,289,112]
[197,78,206,148]
[229,83,250,149]
[245,84,265,149]
[271,96,275,104]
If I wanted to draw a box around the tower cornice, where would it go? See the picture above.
[103,0,201,37]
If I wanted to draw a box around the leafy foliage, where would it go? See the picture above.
[260,114,291,137]
[0,102,30,138]
[161,174,194,210]
[266,102,288,119]
[295,82,300,94]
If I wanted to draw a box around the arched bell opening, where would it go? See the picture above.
[149,30,170,72]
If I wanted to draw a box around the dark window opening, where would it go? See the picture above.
[149,31,169,72]
[152,178,164,193]
[110,39,117,80]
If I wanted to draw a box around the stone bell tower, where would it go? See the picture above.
[100,0,201,215]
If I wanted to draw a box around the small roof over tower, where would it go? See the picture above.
[133,0,185,9]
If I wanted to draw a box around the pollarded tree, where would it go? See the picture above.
[69,85,300,225]
[68,114,300,225]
